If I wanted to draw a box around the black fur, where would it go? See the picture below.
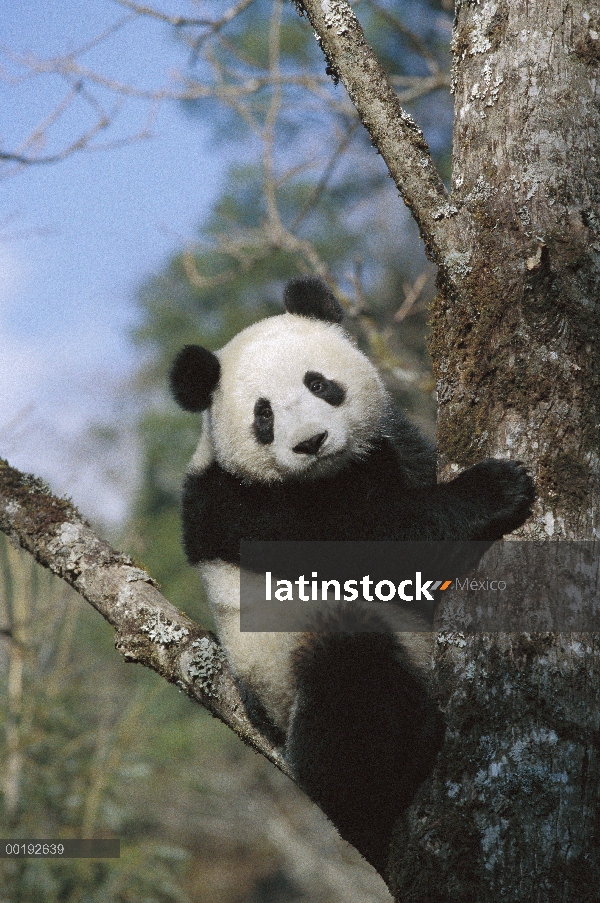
[252,398,274,445]
[235,679,287,749]
[287,624,445,874]
[283,275,344,323]
[292,431,327,455]
[173,322,536,875]
[303,370,346,406]
[180,428,534,872]
[181,440,535,567]
[170,345,220,412]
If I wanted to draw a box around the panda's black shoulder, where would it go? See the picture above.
[180,463,252,565]
[382,406,437,487]
[180,422,436,566]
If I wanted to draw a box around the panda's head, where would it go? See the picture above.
[170,276,388,482]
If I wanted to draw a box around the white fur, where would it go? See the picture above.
[201,561,433,732]
[189,410,215,472]
[201,560,299,729]
[189,312,433,731]
[210,313,387,482]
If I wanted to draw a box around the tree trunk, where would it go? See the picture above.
[389,2,600,899]
[1,3,599,898]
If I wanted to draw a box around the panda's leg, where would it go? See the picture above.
[200,560,298,737]
[285,627,445,875]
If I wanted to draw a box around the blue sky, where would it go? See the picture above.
[0,1,452,525]
[1,0,225,523]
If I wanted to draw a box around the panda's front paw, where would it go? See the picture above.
[453,459,536,539]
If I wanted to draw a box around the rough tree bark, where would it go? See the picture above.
[395,4,600,899]
[2,1,599,900]
[297,0,600,898]
[0,462,289,777]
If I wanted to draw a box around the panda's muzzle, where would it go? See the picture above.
[293,431,328,455]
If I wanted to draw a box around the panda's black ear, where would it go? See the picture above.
[284,275,343,324]
[169,345,220,412]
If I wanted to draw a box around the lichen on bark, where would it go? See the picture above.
[1,2,599,897]
[393,1,600,898]
[0,458,289,775]
[433,0,600,540]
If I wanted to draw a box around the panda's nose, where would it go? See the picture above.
[293,431,328,455]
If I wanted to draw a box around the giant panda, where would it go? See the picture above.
[169,275,535,874]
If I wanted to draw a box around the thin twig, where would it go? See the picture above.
[182,250,247,289]
[62,12,135,59]
[114,0,215,27]
[263,0,285,233]
[394,269,432,322]
[188,0,257,55]
[290,121,359,230]
[368,0,441,75]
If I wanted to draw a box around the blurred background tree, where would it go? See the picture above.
[1,1,452,900]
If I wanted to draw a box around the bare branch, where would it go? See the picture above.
[0,125,152,169]
[58,12,134,59]
[368,0,441,76]
[115,0,257,50]
[294,0,457,263]
[189,0,257,53]
[263,0,285,231]
[0,458,289,777]
[114,0,217,27]
[394,269,432,322]
[290,120,359,229]
[391,72,450,103]
[182,250,245,289]
[0,66,156,171]
[1,0,449,236]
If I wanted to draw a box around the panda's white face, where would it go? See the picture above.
[201,314,387,483]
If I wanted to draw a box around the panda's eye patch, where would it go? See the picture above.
[253,398,274,445]
[304,371,346,407]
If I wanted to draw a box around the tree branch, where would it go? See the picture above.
[0,458,289,777]
[115,0,256,44]
[294,0,457,263]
